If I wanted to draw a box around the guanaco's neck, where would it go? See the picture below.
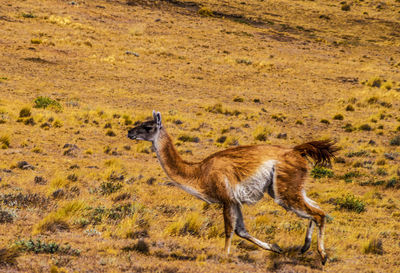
[153,128,200,185]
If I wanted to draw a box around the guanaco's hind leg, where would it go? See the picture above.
[301,219,315,253]
[222,203,235,254]
[301,201,328,264]
[233,204,282,253]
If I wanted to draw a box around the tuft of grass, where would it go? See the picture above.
[253,126,268,141]
[33,200,86,234]
[53,119,63,128]
[31,38,42,44]
[334,194,366,213]
[310,166,334,179]
[33,96,62,111]
[389,135,400,146]
[19,107,31,117]
[166,213,203,237]
[205,103,240,116]
[0,246,20,266]
[22,13,36,18]
[198,7,214,17]
[366,77,382,88]
[362,238,383,255]
[0,135,10,149]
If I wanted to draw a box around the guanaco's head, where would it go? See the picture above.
[127,110,162,142]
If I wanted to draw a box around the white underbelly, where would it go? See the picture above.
[233,160,276,205]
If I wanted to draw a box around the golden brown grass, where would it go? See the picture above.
[0,0,399,272]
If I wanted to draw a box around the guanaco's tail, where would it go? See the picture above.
[293,139,340,166]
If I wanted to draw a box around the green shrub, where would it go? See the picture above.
[15,239,80,256]
[310,166,334,179]
[345,105,355,111]
[99,181,123,195]
[335,194,365,213]
[106,130,116,137]
[33,96,62,111]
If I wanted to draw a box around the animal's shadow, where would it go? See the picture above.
[267,245,325,271]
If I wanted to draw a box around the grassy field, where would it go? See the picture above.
[1,0,400,272]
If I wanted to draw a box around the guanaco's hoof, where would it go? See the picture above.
[271,243,283,254]
[300,243,311,254]
[321,255,328,265]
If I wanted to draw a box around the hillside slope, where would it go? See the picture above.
[1,0,400,272]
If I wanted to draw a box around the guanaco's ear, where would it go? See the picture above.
[153,110,162,128]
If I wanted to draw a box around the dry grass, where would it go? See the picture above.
[0,0,400,272]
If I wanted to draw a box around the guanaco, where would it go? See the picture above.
[127,111,339,264]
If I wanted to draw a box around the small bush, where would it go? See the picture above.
[363,238,383,255]
[335,194,365,213]
[320,119,330,124]
[343,123,355,132]
[390,135,400,146]
[19,107,31,117]
[216,136,227,143]
[178,135,200,143]
[345,105,355,111]
[310,166,334,179]
[33,96,62,111]
[359,124,372,131]
[341,4,351,11]
[99,181,123,195]
[0,135,10,149]
[333,114,344,120]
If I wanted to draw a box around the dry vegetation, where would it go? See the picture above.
[0,0,400,272]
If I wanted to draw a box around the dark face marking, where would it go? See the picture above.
[127,120,159,142]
